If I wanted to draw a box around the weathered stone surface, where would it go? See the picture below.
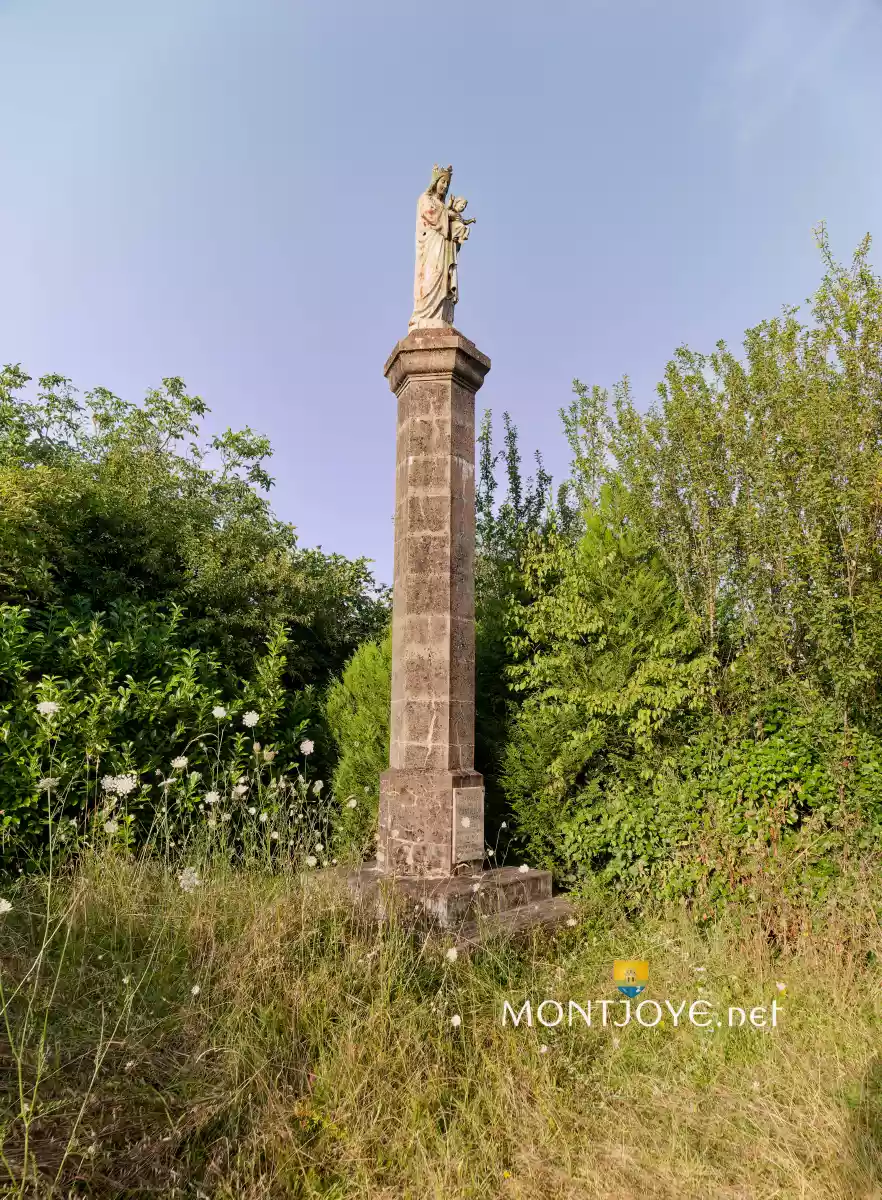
[456,895,576,947]
[381,327,490,874]
[361,308,573,936]
[452,786,485,864]
[347,864,554,927]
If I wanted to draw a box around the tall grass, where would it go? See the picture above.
[2,835,882,1199]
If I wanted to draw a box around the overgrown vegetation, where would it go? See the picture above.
[3,227,882,1197]
[0,372,387,854]
[4,230,882,895]
[504,228,882,902]
[1,845,881,1198]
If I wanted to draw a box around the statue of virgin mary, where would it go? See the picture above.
[408,164,459,330]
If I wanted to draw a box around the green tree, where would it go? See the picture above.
[325,634,392,857]
[505,230,882,900]
[0,370,389,689]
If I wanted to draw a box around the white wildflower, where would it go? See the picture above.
[565,917,577,928]
[539,1044,549,1054]
[252,741,261,753]
[486,848,494,856]
[270,830,279,840]
[38,777,61,791]
[776,981,787,993]
[36,700,60,716]
[212,706,227,719]
[263,749,276,762]
[101,775,117,792]
[445,947,458,963]
[313,780,323,793]
[232,783,248,797]
[500,822,507,830]
[204,791,220,805]
[305,855,318,868]
[248,806,256,815]
[242,710,259,728]
[178,866,201,894]
[113,774,138,796]
[124,1060,136,1073]
[346,797,357,809]
[221,813,231,822]
[450,1014,461,1028]
[103,819,119,834]
[300,739,314,756]
[191,984,201,997]
[314,842,323,851]
[259,811,268,823]
[207,817,217,829]
[171,756,188,770]
[518,864,529,873]
[364,785,370,794]
[0,898,12,916]
[122,975,131,984]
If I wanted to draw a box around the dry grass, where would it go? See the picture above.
[1,850,882,1198]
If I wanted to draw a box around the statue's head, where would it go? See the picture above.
[429,163,452,198]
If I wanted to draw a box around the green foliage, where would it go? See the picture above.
[475,410,561,826]
[505,231,882,902]
[325,634,392,856]
[0,369,388,689]
[0,599,327,851]
[0,369,387,856]
[504,482,712,881]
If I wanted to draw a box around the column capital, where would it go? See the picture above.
[384,328,491,396]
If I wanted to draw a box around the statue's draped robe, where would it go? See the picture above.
[409,191,456,329]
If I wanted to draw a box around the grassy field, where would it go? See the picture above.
[2,849,882,1199]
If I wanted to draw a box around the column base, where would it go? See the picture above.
[379,768,484,875]
[346,863,574,942]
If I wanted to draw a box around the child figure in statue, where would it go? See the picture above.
[448,195,476,246]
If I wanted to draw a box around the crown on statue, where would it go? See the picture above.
[431,162,453,186]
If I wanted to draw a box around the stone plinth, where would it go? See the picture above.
[349,864,550,923]
[378,327,490,875]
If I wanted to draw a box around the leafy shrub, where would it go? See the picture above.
[0,368,389,692]
[503,231,882,902]
[0,599,328,855]
[325,635,391,857]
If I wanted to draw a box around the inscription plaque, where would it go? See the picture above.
[452,786,485,864]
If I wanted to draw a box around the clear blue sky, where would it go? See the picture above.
[2,0,881,585]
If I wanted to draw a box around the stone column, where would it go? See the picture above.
[378,327,490,875]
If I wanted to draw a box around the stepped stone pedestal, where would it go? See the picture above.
[348,326,571,937]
